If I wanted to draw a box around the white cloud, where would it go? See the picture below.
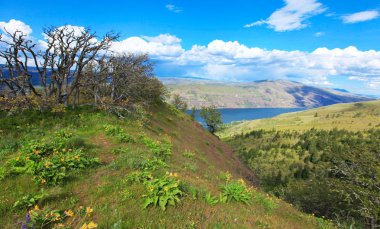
[165,4,182,13]
[245,0,326,31]
[314,32,324,37]
[110,34,184,58]
[0,19,32,35]
[147,39,379,88]
[342,10,379,24]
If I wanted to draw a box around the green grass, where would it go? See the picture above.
[219,100,380,139]
[0,104,332,228]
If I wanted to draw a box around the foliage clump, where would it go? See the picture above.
[199,105,222,134]
[219,179,251,204]
[142,174,183,211]
[6,130,99,186]
[171,94,188,112]
[229,128,380,227]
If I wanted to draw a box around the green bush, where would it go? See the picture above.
[142,136,172,160]
[219,180,251,204]
[5,131,99,186]
[142,175,183,210]
[125,171,153,184]
[204,192,219,206]
[228,128,380,227]
[13,193,45,210]
[182,150,195,159]
[104,124,134,143]
[132,157,168,171]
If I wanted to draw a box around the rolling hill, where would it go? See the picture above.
[219,100,380,228]
[219,100,380,139]
[163,78,372,108]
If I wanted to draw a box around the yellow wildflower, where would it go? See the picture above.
[62,148,66,152]
[64,209,74,217]
[238,178,246,186]
[16,157,20,161]
[87,221,98,228]
[164,187,169,192]
[80,224,88,229]
[86,207,93,215]
[55,223,65,228]
[61,157,65,162]
[41,179,46,184]
[34,205,40,211]
[149,186,154,192]
[173,172,178,177]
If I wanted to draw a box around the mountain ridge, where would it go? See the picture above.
[163,78,373,108]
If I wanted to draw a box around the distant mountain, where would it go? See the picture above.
[333,88,350,93]
[163,78,373,108]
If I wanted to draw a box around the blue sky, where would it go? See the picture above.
[1,0,380,95]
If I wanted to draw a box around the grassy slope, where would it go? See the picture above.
[219,100,380,139]
[0,104,329,228]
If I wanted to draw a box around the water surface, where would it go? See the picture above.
[187,108,306,126]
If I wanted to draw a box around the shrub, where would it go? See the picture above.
[142,175,183,210]
[182,150,195,159]
[6,131,99,186]
[171,94,188,112]
[219,180,251,204]
[13,193,45,210]
[142,136,172,160]
[199,106,222,134]
[22,205,98,229]
[133,157,168,171]
[104,125,134,143]
[125,171,153,184]
[204,192,219,206]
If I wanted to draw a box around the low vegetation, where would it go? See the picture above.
[225,101,380,228]
[0,105,330,228]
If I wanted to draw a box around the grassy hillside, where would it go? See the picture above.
[220,100,380,228]
[164,78,371,109]
[0,104,330,228]
[219,100,380,139]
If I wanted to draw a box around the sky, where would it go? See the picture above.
[1,0,380,95]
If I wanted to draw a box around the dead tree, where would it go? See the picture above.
[0,25,119,107]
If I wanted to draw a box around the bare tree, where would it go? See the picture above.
[0,25,119,107]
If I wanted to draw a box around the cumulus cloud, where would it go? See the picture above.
[110,34,184,58]
[342,10,379,24]
[245,0,326,31]
[115,35,379,88]
[0,19,32,35]
[165,4,182,13]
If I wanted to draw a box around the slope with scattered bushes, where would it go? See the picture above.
[0,104,331,228]
[221,100,380,228]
